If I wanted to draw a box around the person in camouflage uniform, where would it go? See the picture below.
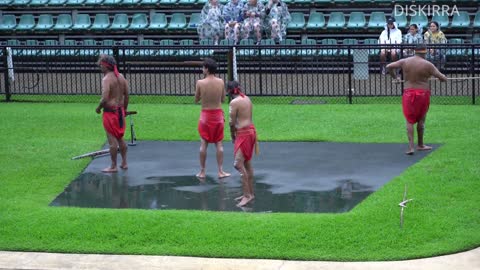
[223,0,245,45]
[263,0,290,42]
[198,0,225,45]
[241,0,265,44]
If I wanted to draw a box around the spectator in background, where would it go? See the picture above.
[242,0,265,45]
[223,0,245,45]
[403,24,423,57]
[198,0,225,45]
[424,21,447,69]
[264,0,290,42]
[379,17,402,76]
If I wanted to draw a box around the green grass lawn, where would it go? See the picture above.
[0,102,479,261]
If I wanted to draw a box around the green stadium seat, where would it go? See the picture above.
[295,0,311,4]
[334,0,350,3]
[59,39,78,56]
[41,39,60,57]
[306,11,325,30]
[103,0,122,5]
[409,13,428,30]
[450,11,470,29]
[237,39,256,57]
[260,38,275,56]
[393,13,407,29]
[198,39,214,57]
[364,38,379,55]
[20,40,40,56]
[53,14,73,31]
[318,38,337,55]
[28,0,48,5]
[84,0,104,4]
[287,12,305,30]
[219,39,235,46]
[196,0,206,4]
[120,39,137,56]
[188,13,201,29]
[0,0,13,6]
[12,0,31,5]
[91,13,110,30]
[7,39,21,46]
[178,0,195,5]
[159,0,176,4]
[326,12,345,29]
[48,0,67,5]
[339,38,357,55]
[446,38,465,57]
[432,14,449,28]
[347,12,365,29]
[367,11,385,29]
[0,15,17,31]
[79,39,99,56]
[278,38,296,56]
[149,12,167,30]
[35,14,54,30]
[177,39,195,57]
[66,0,86,5]
[121,0,141,5]
[99,39,115,54]
[158,39,175,56]
[298,38,316,56]
[129,13,148,30]
[139,39,156,56]
[110,14,129,30]
[72,14,91,30]
[139,0,158,5]
[474,11,480,28]
[167,13,187,30]
[16,14,35,31]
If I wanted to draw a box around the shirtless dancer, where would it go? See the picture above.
[95,54,129,172]
[195,58,231,179]
[228,81,257,207]
[387,44,447,155]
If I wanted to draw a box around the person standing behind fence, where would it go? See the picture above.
[198,0,225,45]
[95,54,129,173]
[242,0,265,45]
[228,81,257,207]
[195,58,231,180]
[402,24,423,57]
[223,0,245,45]
[386,44,447,155]
[379,17,402,77]
[264,0,290,42]
[424,21,447,70]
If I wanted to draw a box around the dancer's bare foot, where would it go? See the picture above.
[234,195,244,201]
[102,167,118,173]
[196,170,206,179]
[236,195,254,207]
[218,171,231,179]
[120,163,128,170]
[405,149,414,155]
[417,145,432,151]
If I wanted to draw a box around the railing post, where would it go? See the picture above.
[471,44,476,105]
[3,47,11,102]
[347,46,352,104]
[227,47,234,82]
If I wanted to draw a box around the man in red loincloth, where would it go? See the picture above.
[387,44,447,155]
[95,54,129,172]
[228,81,258,207]
[195,58,231,179]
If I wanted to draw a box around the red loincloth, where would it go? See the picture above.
[402,88,431,124]
[234,124,257,162]
[198,109,225,143]
[102,106,126,139]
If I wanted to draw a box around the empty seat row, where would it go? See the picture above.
[0,13,199,31]
[289,11,477,31]
[0,0,207,6]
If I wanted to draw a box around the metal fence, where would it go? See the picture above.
[1,43,479,104]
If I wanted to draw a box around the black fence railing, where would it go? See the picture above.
[1,44,479,104]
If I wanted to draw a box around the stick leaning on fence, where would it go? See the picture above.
[392,76,480,84]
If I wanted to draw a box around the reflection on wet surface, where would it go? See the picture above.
[51,141,437,213]
[51,173,373,213]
